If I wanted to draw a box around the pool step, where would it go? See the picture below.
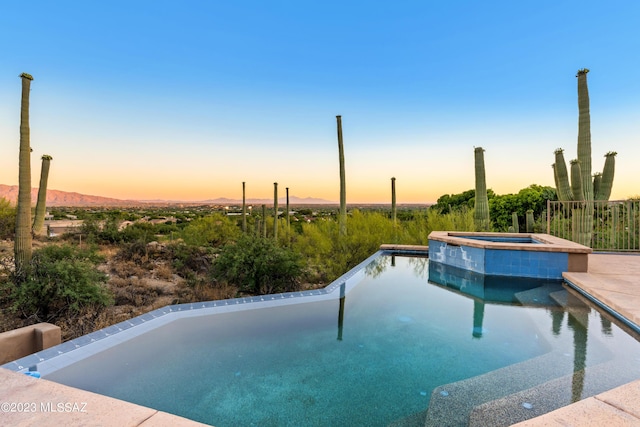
[513,284,565,307]
[549,289,591,312]
[423,346,614,427]
[467,356,640,426]
[386,408,428,427]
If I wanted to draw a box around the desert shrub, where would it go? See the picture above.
[110,259,148,279]
[109,276,162,306]
[294,210,397,282]
[113,240,154,270]
[119,222,157,243]
[172,281,237,303]
[154,263,174,280]
[181,213,241,247]
[0,198,15,240]
[169,243,214,280]
[10,244,112,321]
[80,217,119,244]
[212,235,302,295]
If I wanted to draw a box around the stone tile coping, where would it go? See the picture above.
[428,231,593,253]
[0,368,209,426]
[379,244,429,252]
[511,379,640,426]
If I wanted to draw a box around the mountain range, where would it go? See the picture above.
[0,184,335,207]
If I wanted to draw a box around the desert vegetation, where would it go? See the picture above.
[0,187,556,341]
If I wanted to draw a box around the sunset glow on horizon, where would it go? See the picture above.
[1,1,639,204]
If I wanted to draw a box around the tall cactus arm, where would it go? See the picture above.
[32,154,53,235]
[597,151,617,200]
[592,173,602,201]
[570,159,585,201]
[554,149,573,201]
[576,68,593,201]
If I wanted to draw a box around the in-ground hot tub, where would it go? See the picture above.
[428,232,592,279]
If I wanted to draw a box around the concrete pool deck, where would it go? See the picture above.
[512,253,640,426]
[1,253,639,426]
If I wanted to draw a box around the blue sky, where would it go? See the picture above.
[1,1,639,203]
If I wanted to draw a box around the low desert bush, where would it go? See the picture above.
[212,235,302,295]
[109,276,162,306]
[10,244,112,322]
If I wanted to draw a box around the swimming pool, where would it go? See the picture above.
[6,252,640,426]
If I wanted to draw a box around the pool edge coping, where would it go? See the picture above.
[428,231,593,253]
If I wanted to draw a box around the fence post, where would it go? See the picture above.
[546,199,550,234]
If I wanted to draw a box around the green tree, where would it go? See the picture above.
[212,235,302,295]
[432,189,496,214]
[489,185,556,231]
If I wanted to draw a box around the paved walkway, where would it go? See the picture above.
[1,254,639,426]
[513,253,640,426]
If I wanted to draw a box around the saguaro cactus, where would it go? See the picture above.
[526,210,535,233]
[15,72,34,280]
[273,182,278,240]
[242,182,247,233]
[511,212,519,233]
[336,115,347,236]
[286,187,290,232]
[552,69,617,246]
[554,69,615,202]
[473,147,491,231]
[33,154,53,235]
[391,177,397,225]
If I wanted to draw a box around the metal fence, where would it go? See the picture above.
[546,200,640,252]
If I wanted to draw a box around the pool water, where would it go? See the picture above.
[44,255,640,426]
[461,235,541,244]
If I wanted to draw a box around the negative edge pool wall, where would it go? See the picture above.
[2,249,396,376]
[427,232,591,280]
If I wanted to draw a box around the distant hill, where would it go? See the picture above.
[0,184,336,207]
[0,184,145,207]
